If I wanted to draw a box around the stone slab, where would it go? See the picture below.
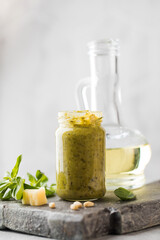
[0,181,160,239]
[0,205,5,230]
[108,180,160,234]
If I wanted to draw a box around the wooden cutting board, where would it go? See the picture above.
[0,181,160,240]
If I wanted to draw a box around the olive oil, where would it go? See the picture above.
[105,144,151,190]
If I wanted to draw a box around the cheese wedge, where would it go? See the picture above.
[22,187,47,206]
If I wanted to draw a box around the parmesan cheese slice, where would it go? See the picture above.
[22,187,47,206]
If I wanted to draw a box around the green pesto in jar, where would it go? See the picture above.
[56,111,106,201]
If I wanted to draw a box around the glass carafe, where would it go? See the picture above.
[76,39,151,190]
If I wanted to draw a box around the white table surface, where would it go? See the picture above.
[0,226,160,240]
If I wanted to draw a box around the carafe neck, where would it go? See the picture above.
[88,39,122,127]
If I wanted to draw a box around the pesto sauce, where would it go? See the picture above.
[56,125,106,200]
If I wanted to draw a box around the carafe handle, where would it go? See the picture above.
[75,77,91,110]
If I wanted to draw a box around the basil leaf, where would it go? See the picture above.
[49,184,56,192]
[13,177,25,200]
[45,183,56,197]
[36,170,43,180]
[2,188,12,200]
[27,173,37,186]
[8,183,17,190]
[0,189,6,199]
[50,183,56,187]
[24,183,38,190]
[3,177,11,180]
[11,155,22,178]
[45,187,55,197]
[4,171,11,180]
[114,187,136,201]
[0,180,8,186]
[0,182,11,192]
[35,174,48,187]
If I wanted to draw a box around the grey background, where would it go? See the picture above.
[0,0,159,184]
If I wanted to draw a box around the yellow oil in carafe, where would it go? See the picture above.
[105,144,151,190]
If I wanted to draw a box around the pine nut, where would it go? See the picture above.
[49,202,55,208]
[83,201,94,207]
[73,201,82,208]
[70,203,79,210]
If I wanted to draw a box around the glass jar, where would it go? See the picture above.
[56,111,106,201]
[76,39,151,190]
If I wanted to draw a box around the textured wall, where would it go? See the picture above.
[0,0,159,183]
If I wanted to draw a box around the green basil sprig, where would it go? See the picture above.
[27,170,56,197]
[114,187,136,201]
[0,155,56,201]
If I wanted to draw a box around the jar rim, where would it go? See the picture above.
[58,110,103,126]
[58,110,102,117]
